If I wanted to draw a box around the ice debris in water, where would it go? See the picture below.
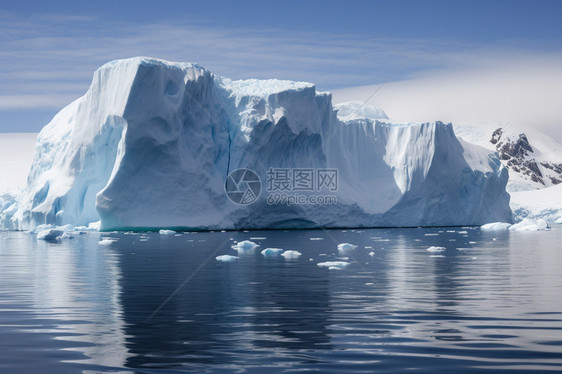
[509,218,550,231]
[317,261,350,270]
[480,222,511,231]
[232,240,259,254]
[37,229,65,241]
[281,250,302,260]
[261,248,284,257]
[337,243,357,252]
[159,229,176,235]
[216,255,239,262]
[426,246,446,252]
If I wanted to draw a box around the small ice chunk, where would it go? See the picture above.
[281,250,302,260]
[216,255,239,262]
[250,237,266,240]
[159,229,176,235]
[457,230,468,234]
[425,233,439,236]
[337,243,357,252]
[509,218,550,231]
[88,221,101,231]
[426,246,446,252]
[317,261,350,270]
[430,255,445,258]
[309,237,324,240]
[37,229,64,241]
[369,251,375,256]
[481,222,511,231]
[60,232,75,239]
[98,239,116,245]
[232,240,259,254]
[261,248,284,257]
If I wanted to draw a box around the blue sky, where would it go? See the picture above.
[1,0,562,133]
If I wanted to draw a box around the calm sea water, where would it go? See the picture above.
[1,226,561,373]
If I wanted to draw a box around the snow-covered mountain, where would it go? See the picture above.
[453,122,562,192]
[0,57,512,231]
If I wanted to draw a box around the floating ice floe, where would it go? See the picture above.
[509,218,551,231]
[281,250,302,260]
[216,255,239,262]
[231,240,259,254]
[337,243,357,252]
[369,251,375,256]
[481,222,511,231]
[37,229,64,241]
[261,248,284,257]
[426,246,446,252]
[317,261,350,270]
[159,229,176,235]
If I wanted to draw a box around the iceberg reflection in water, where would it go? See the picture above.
[1,227,562,373]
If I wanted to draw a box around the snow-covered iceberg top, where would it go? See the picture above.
[0,57,512,231]
[334,101,388,121]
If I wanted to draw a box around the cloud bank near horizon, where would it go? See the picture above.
[332,58,562,144]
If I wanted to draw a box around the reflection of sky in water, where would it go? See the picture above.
[1,227,562,373]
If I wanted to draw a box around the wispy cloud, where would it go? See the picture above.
[0,13,521,109]
[1,10,561,143]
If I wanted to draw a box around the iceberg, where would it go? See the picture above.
[261,248,284,257]
[281,250,302,260]
[337,243,358,252]
[509,218,550,232]
[36,229,64,241]
[231,240,259,254]
[215,255,238,262]
[426,246,446,252]
[317,261,350,270]
[1,57,512,231]
[480,222,511,231]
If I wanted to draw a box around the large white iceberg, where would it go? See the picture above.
[1,57,512,230]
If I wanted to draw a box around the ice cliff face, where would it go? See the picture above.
[2,57,512,230]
